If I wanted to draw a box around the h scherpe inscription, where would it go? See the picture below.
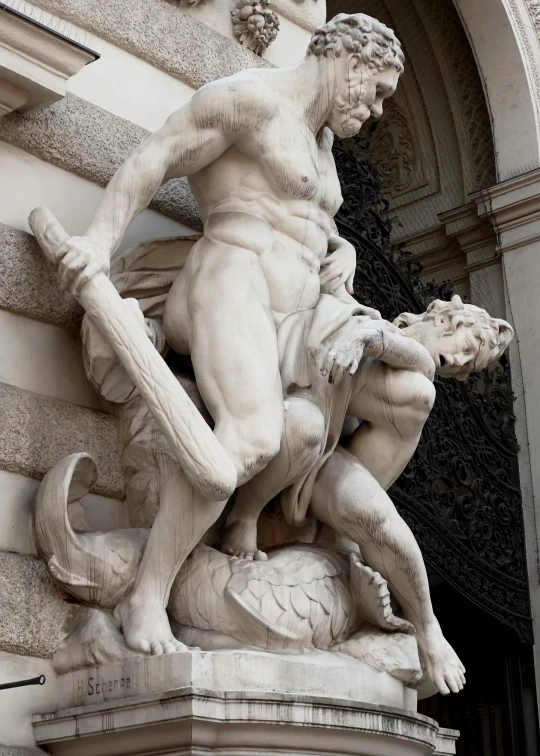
[77,674,131,699]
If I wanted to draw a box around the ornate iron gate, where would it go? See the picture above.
[333,129,532,644]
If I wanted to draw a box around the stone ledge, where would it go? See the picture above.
[0,552,69,658]
[34,685,447,755]
[0,382,124,499]
[33,0,271,91]
[0,223,82,328]
[51,649,417,712]
[0,95,202,230]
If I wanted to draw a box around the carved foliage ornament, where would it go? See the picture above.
[231,0,279,56]
[526,0,540,31]
[333,131,532,643]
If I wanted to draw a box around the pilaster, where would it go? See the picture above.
[473,168,540,708]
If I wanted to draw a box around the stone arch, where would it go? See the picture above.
[453,0,540,182]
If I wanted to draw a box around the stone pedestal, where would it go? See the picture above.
[32,651,458,755]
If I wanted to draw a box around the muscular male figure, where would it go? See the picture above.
[43,14,404,654]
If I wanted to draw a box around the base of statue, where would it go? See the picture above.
[32,650,458,755]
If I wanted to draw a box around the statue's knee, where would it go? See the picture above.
[285,398,325,450]
[393,372,435,438]
[405,401,432,437]
[236,426,281,482]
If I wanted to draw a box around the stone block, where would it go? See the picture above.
[31,0,271,91]
[0,553,68,658]
[0,96,201,230]
[0,382,124,499]
[435,728,460,755]
[48,649,417,712]
[0,651,58,747]
[0,309,101,409]
[33,652,453,755]
[0,224,81,328]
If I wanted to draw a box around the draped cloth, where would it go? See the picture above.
[111,234,201,318]
[82,236,371,528]
[278,294,373,527]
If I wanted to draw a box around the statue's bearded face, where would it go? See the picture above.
[328,61,399,139]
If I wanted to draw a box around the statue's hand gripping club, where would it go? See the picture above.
[29,207,237,501]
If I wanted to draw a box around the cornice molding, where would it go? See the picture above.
[473,168,540,252]
[0,3,98,117]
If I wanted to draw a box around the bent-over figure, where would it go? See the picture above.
[222,295,514,695]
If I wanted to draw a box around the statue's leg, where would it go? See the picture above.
[345,362,435,491]
[117,240,286,654]
[114,454,226,655]
[310,446,465,696]
[165,239,285,487]
[221,397,325,559]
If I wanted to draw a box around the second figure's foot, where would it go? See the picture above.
[416,618,466,695]
[221,517,267,561]
[114,595,188,655]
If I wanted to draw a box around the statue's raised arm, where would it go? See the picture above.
[47,80,280,296]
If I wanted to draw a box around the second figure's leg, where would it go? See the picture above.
[310,446,465,696]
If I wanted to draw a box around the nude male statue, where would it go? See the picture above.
[222,295,514,695]
[44,14,404,655]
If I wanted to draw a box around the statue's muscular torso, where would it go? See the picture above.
[162,72,343,350]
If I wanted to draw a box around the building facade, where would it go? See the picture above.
[1,0,540,753]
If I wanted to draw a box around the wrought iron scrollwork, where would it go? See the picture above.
[333,130,532,643]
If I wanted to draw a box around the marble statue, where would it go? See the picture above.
[28,12,514,700]
[33,279,512,696]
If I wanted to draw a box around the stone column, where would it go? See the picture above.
[474,169,540,702]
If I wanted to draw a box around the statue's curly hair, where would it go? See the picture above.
[308,13,404,74]
[394,295,514,378]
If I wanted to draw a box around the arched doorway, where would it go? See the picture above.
[327,0,540,749]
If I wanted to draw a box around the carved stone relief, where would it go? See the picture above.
[340,82,438,215]
[525,0,540,31]
[231,0,279,55]
[369,98,424,198]
[511,0,540,106]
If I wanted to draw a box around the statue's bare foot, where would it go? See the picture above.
[416,619,465,695]
[221,518,267,561]
[114,595,188,655]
